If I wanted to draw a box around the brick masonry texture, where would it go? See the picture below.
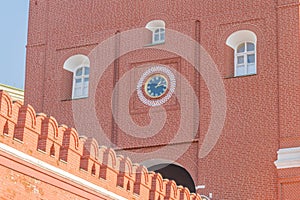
[24,0,300,199]
[0,91,202,200]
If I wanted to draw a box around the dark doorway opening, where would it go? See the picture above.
[148,163,196,193]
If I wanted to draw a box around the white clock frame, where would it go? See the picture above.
[137,66,176,107]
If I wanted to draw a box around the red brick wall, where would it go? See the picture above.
[0,165,107,200]
[277,2,300,148]
[281,182,300,200]
[0,91,202,200]
[277,167,300,200]
[24,0,300,199]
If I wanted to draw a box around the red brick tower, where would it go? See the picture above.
[25,0,300,199]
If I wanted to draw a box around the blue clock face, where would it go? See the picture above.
[144,74,169,98]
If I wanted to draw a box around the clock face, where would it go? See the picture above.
[137,66,176,107]
[144,74,168,98]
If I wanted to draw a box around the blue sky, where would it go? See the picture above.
[0,1,29,89]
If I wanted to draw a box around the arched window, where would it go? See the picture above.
[146,20,166,44]
[73,66,89,98]
[154,28,165,43]
[63,54,90,99]
[226,30,257,77]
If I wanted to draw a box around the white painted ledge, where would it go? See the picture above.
[0,142,127,200]
[0,84,24,101]
[274,147,300,169]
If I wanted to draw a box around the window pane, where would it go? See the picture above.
[75,78,82,84]
[236,65,245,76]
[160,32,165,41]
[74,87,81,97]
[247,64,256,74]
[155,29,160,33]
[76,68,83,76]
[84,67,90,75]
[247,43,255,51]
[83,87,88,96]
[154,34,159,41]
[160,28,165,32]
[237,43,245,53]
[247,54,255,63]
[237,56,244,64]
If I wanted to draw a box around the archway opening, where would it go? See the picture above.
[148,163,196,193]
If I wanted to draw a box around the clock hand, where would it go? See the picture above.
[155,80,162,88]
[156,83,167,89]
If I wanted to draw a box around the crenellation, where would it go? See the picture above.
[150,173,165,199]
[80,137,100,172]
[59,127,82,165]
[165,180,178,199]
[134,165,151,196]
[0,91,202,199]
[179,186,191,200]
[13,104,37,142]
[0,91,13,118]
[116,156,135,190]
[37,114,59,153]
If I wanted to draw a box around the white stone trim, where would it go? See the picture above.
[200,195,211,200]
[274,147,300,169]
[0,142,127,200]
[63,54,90,72]
[0,84,24,101]
[195,185,205,189]
[145,20,165,32]
[226,30,257,49]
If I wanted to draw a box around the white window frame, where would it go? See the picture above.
[72,65,90,99]
[234,42,256,76]
[226,30,257,77]
[63,54,90,99]
[146,20,166,44]
[153,28,165,43]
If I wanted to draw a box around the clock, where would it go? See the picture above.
[137,66,176,107]
[144,74,168,98]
